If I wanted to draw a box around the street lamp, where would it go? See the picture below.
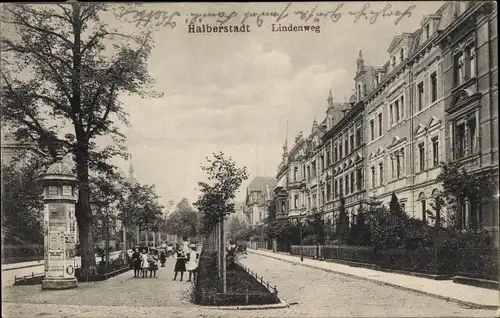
[299,216,306,262]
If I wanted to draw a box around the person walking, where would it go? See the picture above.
[172,244,187,281]
[131,246,141,278]
[186,244,199,283]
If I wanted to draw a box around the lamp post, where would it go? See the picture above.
[37,154,78,290]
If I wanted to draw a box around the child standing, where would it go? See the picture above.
[173,244,186,281]
[140,247,149,278]
[185,244,199,283]
[131,247,141,278]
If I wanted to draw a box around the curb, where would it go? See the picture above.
[249,250,499,311]
[202,297,290,311]
[2,262,43,272]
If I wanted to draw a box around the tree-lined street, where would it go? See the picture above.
[1,2,498,317]
[2,252,497,317]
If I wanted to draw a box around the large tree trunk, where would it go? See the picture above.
[75,146,97,274]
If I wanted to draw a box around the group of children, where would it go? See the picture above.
[130,241,199,282]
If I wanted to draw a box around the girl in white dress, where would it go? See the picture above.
[186,244,199,283]
[140,247,149,278]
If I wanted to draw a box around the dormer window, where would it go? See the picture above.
[399,48,404,63]
[391,56,396,67]
[425,24,430,39]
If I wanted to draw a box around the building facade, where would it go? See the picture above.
[435,1,498,241]
[274,1,498,243]
[244,176,277,227]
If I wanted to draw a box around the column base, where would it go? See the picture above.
[41,277,78,290]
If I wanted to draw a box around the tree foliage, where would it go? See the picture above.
[89,174,123,243]
[1,161,45,245]
[117,181,164,233]
[437,161,498,203]
[194,152,248,234]
[227,216,251,242]
[0,3,160,270]
[164,198,200,238]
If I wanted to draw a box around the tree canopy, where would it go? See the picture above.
[1,161,45,245]
[164,198,200,238]
[194,152,248,234]
[117,181,164,233]
[0,3,160,270]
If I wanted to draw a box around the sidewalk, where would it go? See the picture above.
[249,249,499,309]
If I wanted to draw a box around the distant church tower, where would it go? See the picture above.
[127,154,136,184]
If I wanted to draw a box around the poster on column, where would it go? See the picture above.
[48,231,65,278]
[43,204,50,274]
[63,206,77,278]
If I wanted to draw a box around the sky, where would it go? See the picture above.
[4,2,446,206]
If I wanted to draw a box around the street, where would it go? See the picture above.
[2,253,497,317]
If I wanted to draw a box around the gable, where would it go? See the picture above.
[387,136,407,149]
[427,116,441,129]
[388,35,403,54]
[414,124,426,135]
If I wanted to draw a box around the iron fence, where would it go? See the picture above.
[456,248,498,281]
[289,245,497,280]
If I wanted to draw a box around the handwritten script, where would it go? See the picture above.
[119,3,416,29]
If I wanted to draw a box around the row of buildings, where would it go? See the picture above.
[273,1,498,243]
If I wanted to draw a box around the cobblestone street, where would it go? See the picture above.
[2,253,498,317]
[238,252,498,317]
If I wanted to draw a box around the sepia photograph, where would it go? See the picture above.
[0,1,498,317]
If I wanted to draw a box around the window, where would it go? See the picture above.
[421,199,427,222]
[356,168,363,190]
[339,142,343,159]
[294,195,299,209]
[400,96,404,119]
[293,167,298,181]
[371,166,376,188]
[356,126,362,147]
[378,113,383,137]
[320,155,325,171]
[432,138,439,167]
[339,178,343,196]
[454,45,476,87]
[326,146,331,166]
[350,133,354,151]
[395,152,403,179]
[308,197,311,209]
[344,135,349,155]
[454,114,477,159]
[334,180,338,198]
[370,119,375,141]
[327,182,331,200]
[425,24,430,39]
[431,72,438,103]
[321,190,325,205]
[395,100,400,123]
[400,48,404,62]
[468,46,476,79]
[400,203,406,214]
[418,143,425,171]
[345,175,350,194]
[417,82,424,111]
[311,161,316,178]
[307,166,311,181]
[391,156,396,179]
[379,163,384,186]
[334,144,338,162]
[389,104,393,126]
[350,172,355,193]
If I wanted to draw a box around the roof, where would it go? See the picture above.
[247,176,277,193]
